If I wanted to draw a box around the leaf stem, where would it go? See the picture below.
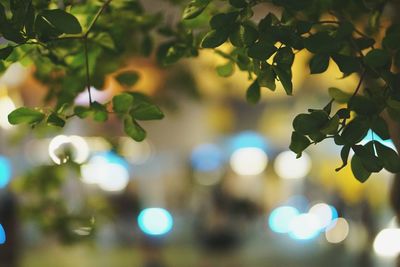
[84,0,113,37]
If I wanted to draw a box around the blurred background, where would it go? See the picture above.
[0,2,400,267]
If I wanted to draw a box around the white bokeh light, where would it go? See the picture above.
[81,153,130,192]
[325,218,349,244]
[309,203,335,230]
[0,96,15,130]
[374,228,400,258]
[230,147,268,176]
[48,135,89,165]
[274,151,312,180]
[289,213,321,240]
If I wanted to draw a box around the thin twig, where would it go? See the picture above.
[314,20,371,39]
[84,0,113,37]
[83,38,92,105]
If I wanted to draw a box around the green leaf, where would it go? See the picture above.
[354,37,375,50]
[274,47,294,67]
[375,142,400,173]
[364,49,390,68]
[336,145,351,171]
[258,64,276,91]
[182,0,210,20]
[230,23,258,47]
[304,32,341,54]
[349,96,380,116]
[246,79,260,104]
[331,54,360,74]
[341,118,369,145]
[74,106,91,119]
[229,0,247,8]
[93,33,116,51]
[124,115,146,141]
[289,131,311,157]
[351,155,371,183]
[8,107,45,125]
[39,9,82,34]
[91,102,108,122]
[328,87,351,103]
[247,40,277,60]
[131,102,164,121]
[210,12,238,29]
[321,115,339,135]
[201,29,229,48]
[216,61,234,77]
[273,65,292,95]
[112,93,134,114]
[292,111,329,135]
[371,117,390,140]
[353,142,383,172]
[47,113,65,127]
[0,46,13,60]
[309,53,330,74]
[115,71,140,87]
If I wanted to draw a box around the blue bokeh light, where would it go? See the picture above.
[285,195,309,213]
[229,131,268,152]
[362,130,396,149]
[191,144,225,172]
[138,208,174,236]
[269,206,299,234]
[0,156,11,188]
[97,151,129,170]
[0,224,5,244]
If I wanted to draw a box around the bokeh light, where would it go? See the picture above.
[138,208,174,236]
[0,156,12,188]
[81,151,130,192]
[48,135,89,165]
[229,131,268,152]
[0,95,16,130]
[0,224,5,244]
[191,143,225,172]
[309,203,337,230]
[289,213,321,240]
[285,195,309,213]
[274,151,311,180]
[230,147,268,176]
[325,218,349,244]
[373,228,400,258]
[269,206,300,234]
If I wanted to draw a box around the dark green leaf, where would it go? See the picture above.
[304,32,341,53]
[321,115,339,135]
[336,145,351,171]
[289,131,311,157]
[229,0,247,8]
[274,47,294,67]
[354,37,375,50]
[124,115,146,141]
[309,53,330,74]
[293,110,329,135]
[210,12,238,29]
[247,40,277,60]
[341,118,369,145]
[349,96,380,116]
[182,0,210,20]
[371,117,390,140]
[8,107,45,125]
[353,142,382,172]
[47,113,65,127]
[364,49,390,68]
[39,9,82,34]
[201,29,229,48]
[375,141,400,173]
[115,71,140,87]
[351,155,371,183]
[258,64,276,91]
[331,54,361,74]
[112,93,134,114]
[273,65,292,95]
[0,46,13,60]
[246,79,260,104]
